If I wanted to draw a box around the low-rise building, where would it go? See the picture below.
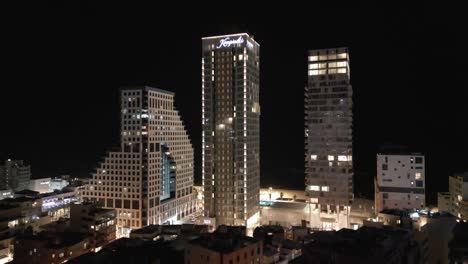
[130,224,208,241]
[438,192,451,213]
[70,203,116,250]
[438,172,468,220]
[13,231,90,264]
[28,178,51,194]
[69,237,183,264]
[302,226,420,264]
[375,153,426,214]
[185,228,263,264]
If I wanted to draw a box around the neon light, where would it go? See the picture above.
[216,36,244,49]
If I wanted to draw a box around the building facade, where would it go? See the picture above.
[201,33,261,229]
[70,203,116,249]
[83,87,196,237]
[29,177,51,193]
[0,159,31,191]
[305,47,353,230]
[185,233,262,264]
[375,154,426,213]
[439,172,468,220]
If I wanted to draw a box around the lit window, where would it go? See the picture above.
[328,62,337,68]
[338,155,348,161]
[311,198,318,203]
[239,55,243,60]
[309,64,318,69]
[318,63,327,69]
[321,186,329,192]
[59,253,64,258]
[336,61,347,67]
[52,254,55,258]
[319,70,327,75]
[337,68,347,74]
[328,155,334,161]
[319,55,327,61]
[310,155,317,160]
[458,195,462,202]
[415,172,421,180]
[309,70,319,76]
[328,69,337,74]
[308,56,318,61]
[337,53,347,59]
[309,185,320,191]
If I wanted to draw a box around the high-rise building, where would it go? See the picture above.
[201,33,261,229]
[375,153,426,213]
[0,159,31,191]
[83,86,196,237]
[305,48,353,230]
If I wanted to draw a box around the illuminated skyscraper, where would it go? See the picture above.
[201,33,261,229]
[83,86,196,237]
[305,48,353,230]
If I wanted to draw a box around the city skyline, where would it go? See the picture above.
[2,10,467,205]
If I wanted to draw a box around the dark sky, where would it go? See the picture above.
[2,6,466,204]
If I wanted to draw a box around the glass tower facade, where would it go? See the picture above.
[201,33,260,229]
[305,48,353,230]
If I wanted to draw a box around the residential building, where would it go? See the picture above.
[201,33,261,230]
[375,153,426,213]
[0,159,31,191]
[448,172,468,220]
[70,203,116,249]
[302,226,420,264]
[185,230,262,264]
[13,231,90,264]
[305,47,353,230]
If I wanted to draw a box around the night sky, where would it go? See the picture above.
[2,6,466,204]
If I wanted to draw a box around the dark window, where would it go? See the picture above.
[382,164,388,170]
[132,200,139,209]
[415,157,423,164]
[383,193,389,199]
[416,180,423,187]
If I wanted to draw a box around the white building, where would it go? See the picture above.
[438,172,468,220]
[375,153,426,213]
[49,177,69,192]
[29,178,51,193]
[305,48,353,230]
[83,87,196,237]
[201,33,261,230]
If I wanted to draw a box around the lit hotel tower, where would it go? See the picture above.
[305,48,353,230]
[201,33,261,229]
[83,86,196,237]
